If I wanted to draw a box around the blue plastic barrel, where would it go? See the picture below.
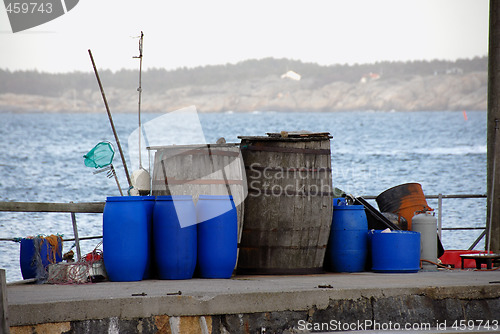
[20,239,37,279]
[370,230,420,273]
[326,199,368,272]
[142,196,155,279]
[103,196,149,282]
[20,237,62,279]
[154,196,197,280]
[196,195,237,278]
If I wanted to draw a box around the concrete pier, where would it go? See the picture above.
[6,271,500,333]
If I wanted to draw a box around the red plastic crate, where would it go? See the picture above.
[439,250,493,269]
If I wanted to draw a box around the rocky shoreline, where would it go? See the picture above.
[0,72,487,113]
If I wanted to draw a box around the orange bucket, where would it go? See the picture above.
[375,183,432,230]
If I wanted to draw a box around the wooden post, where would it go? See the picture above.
[487,0,500,253]
[0,269,10,334]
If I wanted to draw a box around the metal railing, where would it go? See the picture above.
[0,193,489,251]
[0,201,105,261]
[363,193,488,250]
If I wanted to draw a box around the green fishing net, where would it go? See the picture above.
[84,142,115,168]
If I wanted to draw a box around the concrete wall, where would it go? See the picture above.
[10,289,500,334]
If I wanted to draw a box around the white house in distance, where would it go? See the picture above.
[360,72,381,83]
[281,70,301,81]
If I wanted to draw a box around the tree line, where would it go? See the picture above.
[0,56,487,97]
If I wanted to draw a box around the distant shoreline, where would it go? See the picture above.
[0,57,487,113]
[0,72,487,114]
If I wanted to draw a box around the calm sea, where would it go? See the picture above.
[0,110,487,282]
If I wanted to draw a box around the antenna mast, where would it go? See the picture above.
[133,31,144,168]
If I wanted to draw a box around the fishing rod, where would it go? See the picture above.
[88,49,132,189]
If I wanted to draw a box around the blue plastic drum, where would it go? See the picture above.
[370,230,421,273]
[196,195,238,278]
[103,196,149,282]
[326,198,368,272]
[20,238,37,279]
[154,196,197,280]
[20,237,62,279]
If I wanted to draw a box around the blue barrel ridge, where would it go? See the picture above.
[154,195,197,280]
[103,196,149,282]
[196,195,238,278]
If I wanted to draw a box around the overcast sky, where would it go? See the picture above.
[0,0,490,73]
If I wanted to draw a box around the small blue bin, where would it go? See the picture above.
[370,230,421,273]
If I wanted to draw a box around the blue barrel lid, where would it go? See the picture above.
[333,198,346,206]
[333,197,365,210]
[198,195,233,200]
[333,204,365,210]
[156,195,193,201]
[370,230,420,235]
[106,196,146,202]
[141,196,155,201]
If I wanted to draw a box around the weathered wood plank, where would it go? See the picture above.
[0,269,10,334]
[488,0,500,253]
[0,202,105,213]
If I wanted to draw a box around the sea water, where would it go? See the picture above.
[0,110,486,282]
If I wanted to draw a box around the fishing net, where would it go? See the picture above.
[84,141,124,195]
[23,235,63,283]
[47,262,92,284]
[47,244,106,284]
[83,142,115,168]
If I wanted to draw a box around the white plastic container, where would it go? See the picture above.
[412,211,437,270]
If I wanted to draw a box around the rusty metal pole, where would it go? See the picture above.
[487,0,500,253]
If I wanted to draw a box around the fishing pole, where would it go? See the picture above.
[88,49,132,188]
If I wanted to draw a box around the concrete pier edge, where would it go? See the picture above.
[7,271,500,333]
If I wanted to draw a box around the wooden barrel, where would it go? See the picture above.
[150,144,246,252]
[237,135,333,274]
